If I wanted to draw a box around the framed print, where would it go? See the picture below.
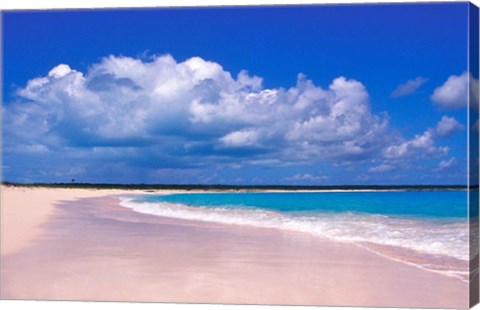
[1,1,479,308]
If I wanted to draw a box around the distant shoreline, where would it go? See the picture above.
[2,181,472,192]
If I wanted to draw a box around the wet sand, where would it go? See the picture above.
[0,187,470,308]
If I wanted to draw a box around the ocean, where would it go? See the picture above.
[119,190,470,281]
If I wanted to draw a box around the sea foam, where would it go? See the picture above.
[119,197,469,262]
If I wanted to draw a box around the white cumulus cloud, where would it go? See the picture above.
[383,130,448,159]
[5,54,392,166]
[435,116,464,137]
[431,72,468,109]
[4,54,456,183]
[220,129,261,148]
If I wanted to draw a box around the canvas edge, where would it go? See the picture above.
[469,1,480,309]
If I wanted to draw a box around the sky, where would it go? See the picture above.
[1,3,475,185]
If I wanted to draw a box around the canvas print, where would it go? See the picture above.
[1,2,479,309]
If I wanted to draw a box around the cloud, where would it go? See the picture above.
[431,72,468,109]
[368,164,395,173]
[48,64,73,78]
[435,116,464,137]
[9,143,50,154]
[285,173,329,182]
[437,157,456,171]
[5,55,391,168]
[219,129,261,148]
[382,114,462,160]
[383,129,448,159]
[3,54,454,183]
[391,76,428,98]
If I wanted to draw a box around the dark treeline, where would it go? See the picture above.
[1,181,472,191]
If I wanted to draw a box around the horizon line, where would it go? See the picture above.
[1,181,471,189]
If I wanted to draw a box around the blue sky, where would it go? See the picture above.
[2,3,474,185]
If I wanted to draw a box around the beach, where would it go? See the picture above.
[0,185,470,308]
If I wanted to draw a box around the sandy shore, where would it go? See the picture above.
[0,186,176,255]
[0,186,470,308]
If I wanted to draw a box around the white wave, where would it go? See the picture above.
[119,197,469,261]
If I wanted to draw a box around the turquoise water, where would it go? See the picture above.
[136,191,467,219]
[120,190,470,280]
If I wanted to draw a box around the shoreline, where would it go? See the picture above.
[0,185,188,255]
[118,192,469,283]
[118,192,470,283]
[0,186,470,307]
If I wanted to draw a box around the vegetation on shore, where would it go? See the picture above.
[1,181,471,191]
